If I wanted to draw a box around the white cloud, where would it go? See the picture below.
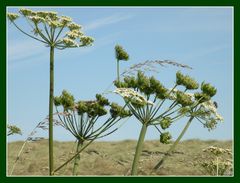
[7,39,47,63]
[84,14,134,31]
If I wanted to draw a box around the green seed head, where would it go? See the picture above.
[201,82,217,97]
[160,132,172,144]
[160,117,172,130]
[60,90,75,111]
[95,94,109,106]
[176,71,199,90]
[76,101,88,115]
[123,76,138,89]
[54,96,62,106]
[115,45,129,61]
[110,102,132,118]
[194,92,211,103]
[176,91,194,107]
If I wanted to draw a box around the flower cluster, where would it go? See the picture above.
[176,71,199,90]
[203,146,232,156]
[201,100,223,121]
[160,132,172,144]
[114,88,154,107]
[159,117,172,130]
[54,90,75,111]
[7,13,19,22]
[7,8,94,48]
[115,71,169,99]
[115,45,129,61]
[28,16,45,24]
[201,82,217,97]
[200,146,233,176]
[61,38,78,47]
[55,90,131,119]
[176,91,194,107]
[110,103,132,118]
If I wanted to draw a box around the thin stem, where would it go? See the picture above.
[131,123,148,175]
[72,140,83,175]
[54,26,65,43]
[153,116,194,170]
[53,137,94,174]
[117,59,120,82]
[49,46,54,175]
[12,21,48,44]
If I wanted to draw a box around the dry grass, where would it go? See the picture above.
[8,139,232,176]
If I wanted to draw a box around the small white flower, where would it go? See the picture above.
[114,88,154,106]
[60,16,72,25]
[201,100,223,121]
[61,38,78,47]
[28,15,45,24]
[7,13,19,21]
[68,22,81,30]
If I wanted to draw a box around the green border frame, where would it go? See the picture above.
[1,0,239,182]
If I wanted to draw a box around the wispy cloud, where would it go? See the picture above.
[182,44,230,61]
[7,39,47,63]
[84,14,134,31]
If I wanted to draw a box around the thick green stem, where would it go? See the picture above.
[72,140,83,175]
[131,123,148,175]
[49,46,54,175]
[153,116,194,170]
[117,59,120,82]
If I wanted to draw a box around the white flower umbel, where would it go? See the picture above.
[114,88,154,106]
[201,100,224,121]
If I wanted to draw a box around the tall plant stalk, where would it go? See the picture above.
[131,123,148,175]
[72,140,83,175]
[49,46,54,174]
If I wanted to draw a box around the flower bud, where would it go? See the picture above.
[115,45,129,61]
[160,117,171,129]
[201,82,217,97]
[160,132,172,144]
[7,13,19,22]
[176,71,199,90]
[176,91,194,107]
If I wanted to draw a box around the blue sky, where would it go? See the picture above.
[7,7,233,142]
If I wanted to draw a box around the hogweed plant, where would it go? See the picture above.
[153,74,223,171]
[114,71,195,175]
[200,146,232,176]
[114,71,223,175]
[7,8,94,175]
[53,90,131,175]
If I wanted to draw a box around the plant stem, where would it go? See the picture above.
[153,116,194,170]
[117,59,120,82]
[216,156,219,176]
[49,46,54,175]
[72,140,83,175]
[131,123,148,175]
